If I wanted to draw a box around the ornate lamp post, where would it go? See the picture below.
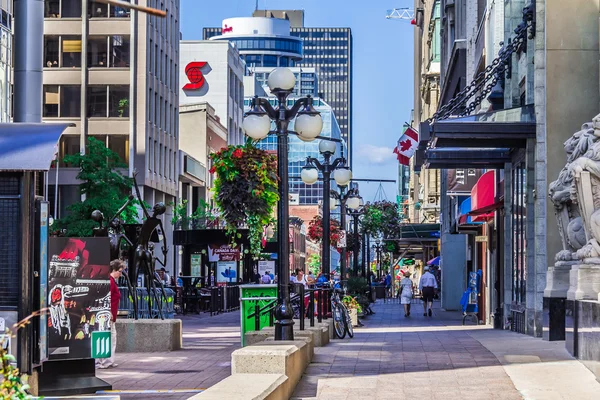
[301,140,352,280]
[372,239,384,279]
[330,187,360,283]
[347,196,365,277]
[243,67,323,341]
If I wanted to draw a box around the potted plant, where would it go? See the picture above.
[210,139,279,257]
[342,295,362,327]
[118,98,129,117]
[307,215,341,248]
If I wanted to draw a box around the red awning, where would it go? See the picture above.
[470,171,495,222]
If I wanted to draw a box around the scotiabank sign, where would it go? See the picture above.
[183,61,207,90]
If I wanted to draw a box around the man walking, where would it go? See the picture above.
[418,265,437,317]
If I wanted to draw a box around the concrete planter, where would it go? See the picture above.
[349,308,358,327]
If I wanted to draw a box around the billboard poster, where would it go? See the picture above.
[190,254,202,277]
[217,261,237,284]
[39,201,49,363]
[257,260,275,277]
[208,244,240,262]
[47,237,111,360]
[447,169,483,195]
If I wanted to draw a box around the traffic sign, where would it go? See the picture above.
[91,331,111,358]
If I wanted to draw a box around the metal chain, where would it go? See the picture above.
[427,29,527,122]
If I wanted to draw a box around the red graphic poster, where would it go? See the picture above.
[47,237,111,360]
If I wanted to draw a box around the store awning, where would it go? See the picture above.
[470,171,495,222]
[0,123,73,171]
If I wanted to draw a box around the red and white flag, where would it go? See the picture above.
[393,126,419,166]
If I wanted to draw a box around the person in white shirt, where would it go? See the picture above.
[418,266,438,317]
[261,271,272,284]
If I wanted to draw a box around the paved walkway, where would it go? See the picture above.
[292,300,600,400]
[96,310,241,400]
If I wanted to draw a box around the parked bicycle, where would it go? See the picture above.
[330,287,354,339]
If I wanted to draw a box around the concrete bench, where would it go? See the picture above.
[115,319,182,352]
[188,374,287,400]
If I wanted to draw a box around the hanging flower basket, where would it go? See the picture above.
[308,215,342,248]
[210,140,279,256]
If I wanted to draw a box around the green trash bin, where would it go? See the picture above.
[239,284,278,346]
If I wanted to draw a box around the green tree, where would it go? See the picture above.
[53,137,140,237]
[307,253,321,275]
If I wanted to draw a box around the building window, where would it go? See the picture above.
[58,135,81,167]
[108,135,129,163]
[43,85,59,117]
[43,85,81,118]
[89,0,108,18]
[60,85,81,117]
[110,1,131,17]
[88,37,108,67]
[109,85,129,117]
[44,36,59,67]
[263,55,277,67]
[44,0,60,18]
[110,36,130,67]
[58,0,82,18]
[62,36,82,67]
[87,86,107,117]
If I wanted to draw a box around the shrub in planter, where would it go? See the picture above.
[308,215,341,248]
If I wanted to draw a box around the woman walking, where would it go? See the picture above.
[400,270,414,317]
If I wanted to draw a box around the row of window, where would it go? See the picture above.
[291,31,349,39]
[148,137,177,181]
[148,87,178,136]
[229,38,302,53]
[45,0,131,19]
[43,85,129,118]
[44,35,130,68]
[301,41,350,49]
[243,54,297,68]
[58,134,129,167]
[149,38,178,90]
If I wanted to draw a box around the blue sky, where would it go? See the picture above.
[180,0,415,203]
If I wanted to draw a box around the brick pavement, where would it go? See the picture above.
[292,301,524,400]
[96,310,241,400]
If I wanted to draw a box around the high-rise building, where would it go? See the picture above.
[42,0,181,270]
[0,0,11,122]
[204,11,353,165]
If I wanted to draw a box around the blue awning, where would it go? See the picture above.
[0,123,73,171]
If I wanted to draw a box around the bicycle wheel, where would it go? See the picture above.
[332,303,346,339]
[342,305,354,338]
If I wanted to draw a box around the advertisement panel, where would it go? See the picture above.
[208,244,240,262]
[47,237,111,360]
[39,202,49,363]
[190,254,202,277]
[446,169,483,195]
[257,260,275,276]
[217,261,237,284]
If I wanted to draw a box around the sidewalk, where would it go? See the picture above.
[96,311,241,399]
[292,300,600,400]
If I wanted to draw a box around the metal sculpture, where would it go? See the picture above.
[91,170,169,319]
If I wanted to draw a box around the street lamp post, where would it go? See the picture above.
[243,67,324,341]
[331,188,360,282]
[347,196,365,277]
[373,239,384,279]
[301,141,352,280]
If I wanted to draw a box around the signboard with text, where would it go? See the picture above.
[239,285,277,346]
[208,244,240,262]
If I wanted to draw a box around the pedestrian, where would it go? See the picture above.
[384,270,392,297]
[176,272,184,287]
[399,270,413,317]
[97,259,124,369]
[306,270,316,286]
[261,271,272,284]
[418,265,438,316]
[295,268,308,289]
[253,268,261,284]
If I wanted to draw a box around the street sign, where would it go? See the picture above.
[91,331,111,359]
[338,230,346,248]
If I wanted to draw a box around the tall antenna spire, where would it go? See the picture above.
[255,0,258,11]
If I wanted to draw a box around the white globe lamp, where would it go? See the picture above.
[267,67,296,92]
[295,113,323,141]
[318,140,337,155]
[333,167,352,187]
[301,167,319,185]
[347,195,361,211]
[243,114,271,140]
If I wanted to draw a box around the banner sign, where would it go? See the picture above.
[447,169,483,195]
[338,230,346,248]
[208,244,240,262]
[47,237,111,360]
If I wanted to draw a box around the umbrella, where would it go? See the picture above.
[427,256,440,266]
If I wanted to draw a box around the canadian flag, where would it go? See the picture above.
[392,126,419,166]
